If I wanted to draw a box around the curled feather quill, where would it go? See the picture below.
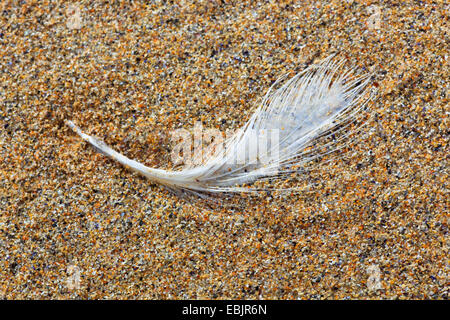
[67,56,371,194]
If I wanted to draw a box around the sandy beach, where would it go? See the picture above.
[0,0,448,299]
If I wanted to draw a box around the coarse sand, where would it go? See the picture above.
[0,0,448,299]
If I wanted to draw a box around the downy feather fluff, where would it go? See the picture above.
[67,55,371,194]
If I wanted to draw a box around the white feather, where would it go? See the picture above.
[67,55,371,194]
